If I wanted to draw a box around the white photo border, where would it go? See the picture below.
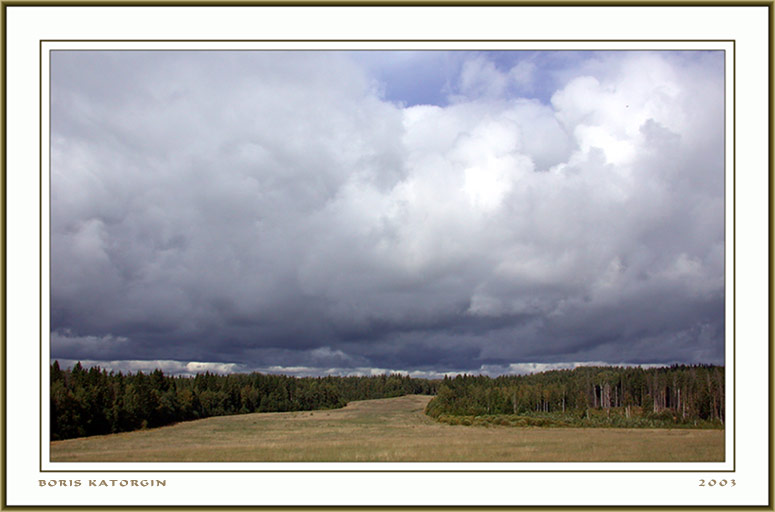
[5,4,770,507]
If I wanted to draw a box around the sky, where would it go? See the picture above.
[50,50,726,377]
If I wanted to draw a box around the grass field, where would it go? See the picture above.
[50,394,724,462]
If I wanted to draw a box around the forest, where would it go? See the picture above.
[50,361,436,440]
[425,365,725,429]
[51,362,725,441]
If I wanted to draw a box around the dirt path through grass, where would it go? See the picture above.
[51,394,724,462]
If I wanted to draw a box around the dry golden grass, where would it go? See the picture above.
[51,395,724,462]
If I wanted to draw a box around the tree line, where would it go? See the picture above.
[50,361,438,440]
[425,365,725,428]
[52,362,726,440]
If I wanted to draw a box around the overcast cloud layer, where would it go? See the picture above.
[51,51,725,375]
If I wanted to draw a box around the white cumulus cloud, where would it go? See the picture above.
[50,50,725,374]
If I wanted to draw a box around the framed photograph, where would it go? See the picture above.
[3,3,770,508]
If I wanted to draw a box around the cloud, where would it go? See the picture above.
[51,358,668,379]
[51,331,129,360]
[50,50,725,375]
[54,359,244,377]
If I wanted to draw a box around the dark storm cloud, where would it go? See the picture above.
[51,50,725,375]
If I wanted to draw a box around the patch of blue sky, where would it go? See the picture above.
[347,50,579,107]
[346,50,722,108]
[346,50,462,107]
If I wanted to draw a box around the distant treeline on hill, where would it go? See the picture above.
[50,361,438,440]
[426,365,725,429]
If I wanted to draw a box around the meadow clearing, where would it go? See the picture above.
[50,394,724,462]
